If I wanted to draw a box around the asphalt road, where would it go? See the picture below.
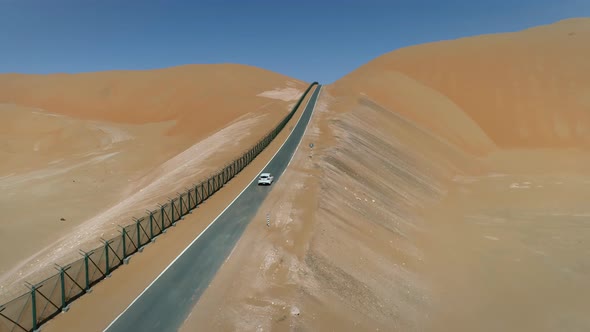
[104,84,322,332]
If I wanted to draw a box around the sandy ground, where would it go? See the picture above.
[181,18,590,332]
[0,65,307,300]
[421,158,590,332]
[40,85,317,332]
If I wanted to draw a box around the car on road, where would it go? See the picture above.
[257,172,274,185]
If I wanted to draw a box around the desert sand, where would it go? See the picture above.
[0,64,307,300]
[39,85,318,332]
[181,18,590,332]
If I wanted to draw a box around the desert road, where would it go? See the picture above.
[103,84,322,332]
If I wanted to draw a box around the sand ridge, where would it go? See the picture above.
[333,17,590,150]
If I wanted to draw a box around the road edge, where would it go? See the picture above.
[103,84,321,331]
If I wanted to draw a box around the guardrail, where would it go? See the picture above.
[0,81,319,332]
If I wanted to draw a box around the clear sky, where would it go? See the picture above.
[1,0,589,84]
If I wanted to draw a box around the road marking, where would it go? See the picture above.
[287,86,322,168]
[103,84,319,331]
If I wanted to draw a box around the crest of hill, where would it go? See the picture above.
[330,17,590,153]
[0,64,306,138]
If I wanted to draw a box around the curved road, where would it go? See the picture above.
[104,84,322,332]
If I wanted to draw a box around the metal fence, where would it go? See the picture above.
[0,82,319,332]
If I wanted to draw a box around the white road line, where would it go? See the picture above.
[287,86,322,168]
[103,84,320,331]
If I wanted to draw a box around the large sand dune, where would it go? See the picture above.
[0,64,307,299]
[183,18,590,331]
[333,18,590,151]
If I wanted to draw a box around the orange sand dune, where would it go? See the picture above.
[183,18,590,332]
[0,64,306,299]
[0,64,305,138]
[333,18,590,152]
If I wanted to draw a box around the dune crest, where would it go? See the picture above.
[182,18,590,332]
[336,17,590,149]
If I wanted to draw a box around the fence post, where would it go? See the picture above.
[171,199,175,222]
[82,251,90,292]
[104,240,110,276]
[187,189,192,210]
[149,213,154,240]
[59,267,66,310]
[121,227,127,258]
[179,194,184,216]
[160,205,165,231]
[30,285,37,331]
[136,220,141,247]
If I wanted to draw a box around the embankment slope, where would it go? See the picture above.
[182,18,590,332]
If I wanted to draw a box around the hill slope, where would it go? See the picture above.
[332,18,590,151]
[183,18,590,332]
[0,64,307,299]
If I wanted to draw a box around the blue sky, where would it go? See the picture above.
[0,0,589,83]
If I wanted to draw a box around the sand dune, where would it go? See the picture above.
[0,64,305,137]
[2,16,590,332]
[333,18,590,150]
[0,64,306,299]
[184,18,590,332]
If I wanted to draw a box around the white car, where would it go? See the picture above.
[257,172,274,185]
